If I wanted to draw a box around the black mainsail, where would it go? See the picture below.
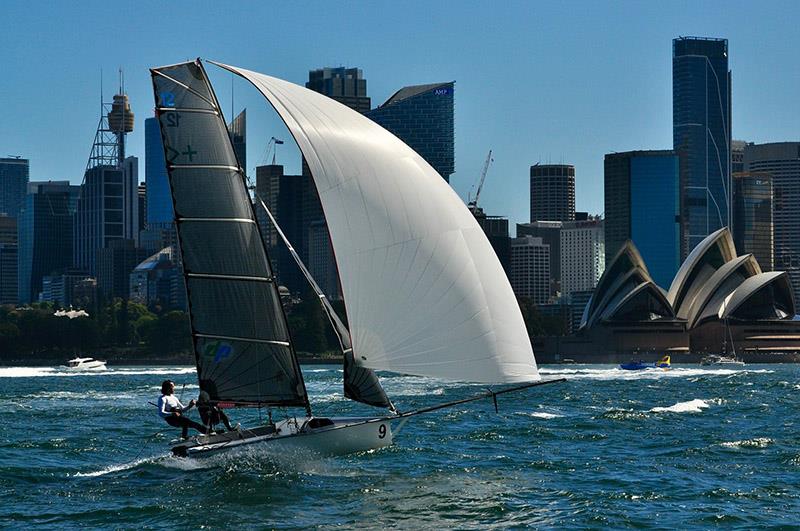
[151,60,309,411]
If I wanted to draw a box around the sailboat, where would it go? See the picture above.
[150,59,561,458]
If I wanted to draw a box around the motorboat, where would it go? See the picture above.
[63,357,107,371]
[700,354,745,368]
[620,355,670,370]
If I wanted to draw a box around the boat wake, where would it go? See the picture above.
[539,366,771,381]
[73,455,165,477]
[649,398,712,413]
[0,367,196,378]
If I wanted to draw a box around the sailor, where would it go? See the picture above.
[157,380,208,439]
[197,390,238,432]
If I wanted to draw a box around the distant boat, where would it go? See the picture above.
[620,356,670,371]
[151,59,562,459]
[700,354,745,367]
[63,357,107,371]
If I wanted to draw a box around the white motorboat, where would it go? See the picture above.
[64,357,107,371]
[700,354,745,368]
[150,59,562,459]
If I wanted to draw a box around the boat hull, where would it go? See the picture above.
[63,361,107,371]
[172,416,394,458]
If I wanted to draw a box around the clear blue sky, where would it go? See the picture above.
[1,0,798,228]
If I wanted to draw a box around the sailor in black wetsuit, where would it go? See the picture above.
[197,390,238,432]
[157,380,208,439]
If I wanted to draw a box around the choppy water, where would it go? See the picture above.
[2,364,799,529]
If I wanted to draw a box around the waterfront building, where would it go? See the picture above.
[529,164,575,223]
[96,239,149,300]
[365,82,455,182]
[227,109,246,171]
[510,236,550,304]
[604,150,680,288]
[144,117,173,227]
[0,216,17,304]
[673,36,732,258]
[0,157,29,218]
[74,156,139,275]
[306,67,371,113]
[744,142,800,300]
[732,172,773,271]
[517,221,562,296]
[18,181,79,304]
[560,218,604,298]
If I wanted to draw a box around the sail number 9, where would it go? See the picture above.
[378,424,387,439]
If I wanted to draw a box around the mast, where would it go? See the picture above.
[150,59,311,415]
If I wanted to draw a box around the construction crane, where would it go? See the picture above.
[467,149,493,214]
[259,136,285,166]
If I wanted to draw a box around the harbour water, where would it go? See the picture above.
[2,364,799,529]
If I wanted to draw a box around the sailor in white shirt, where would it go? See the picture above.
[158,380,208,438]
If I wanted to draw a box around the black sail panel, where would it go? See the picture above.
[150,60,308,408]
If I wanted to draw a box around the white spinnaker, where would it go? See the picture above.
[214,62,538,383]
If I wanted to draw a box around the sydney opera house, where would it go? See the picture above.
[534,228,800,362]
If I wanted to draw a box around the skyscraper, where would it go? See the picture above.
[365,82,455,182]
[673,36,732,258]
[604,150,680,288]
[473,210,511,274]
[144,116,173,227]
[560,218,604,298]
[74,157,140,275]
[306,67,371,113]
[18,181,79,303]
[530,164,575,222]
[732,172,773,271]
[744,142,800,299]
[732,140,748,173]
[517,221,563,297]
[0,157,29,218]
[227,109,246,171]
[510,236,550,304]
[0,216,17,304]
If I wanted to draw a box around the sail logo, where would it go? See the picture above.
[203,341,233,363]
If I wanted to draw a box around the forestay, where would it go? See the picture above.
[213,61,539,383]
[150,60,309,409]
[255,196,392,409]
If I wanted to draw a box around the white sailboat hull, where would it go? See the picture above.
[173,416,395,458]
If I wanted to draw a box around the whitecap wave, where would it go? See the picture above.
[649,398,711,413]
[528,412,562,419]
[720,437,773,449]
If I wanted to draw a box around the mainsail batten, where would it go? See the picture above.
[150,60,310,409]
[213,61,539,384]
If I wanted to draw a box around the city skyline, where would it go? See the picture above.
[1,1,799,228]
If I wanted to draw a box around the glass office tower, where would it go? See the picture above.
[673,37,731,258]
[604,150,680,288]
[365,82,455,182]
